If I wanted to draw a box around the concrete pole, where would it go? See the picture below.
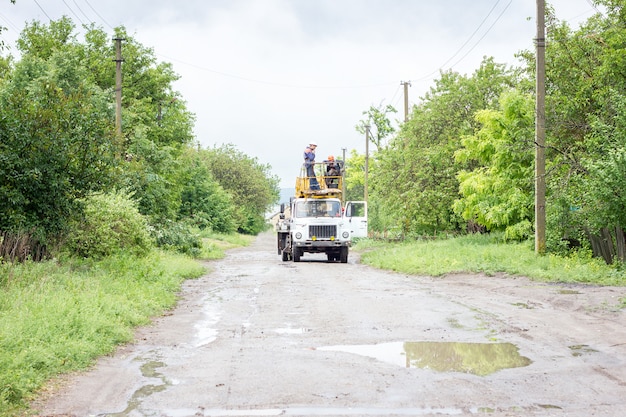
[401,81,411,122]
[341,147,347,201]
[535,0,546,254]
[113,38,125,137]
[365,125,370,203]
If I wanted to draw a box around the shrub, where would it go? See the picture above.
[64,191,153,258]
[152,220,202,257]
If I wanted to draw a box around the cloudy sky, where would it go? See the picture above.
[1,1,599,187]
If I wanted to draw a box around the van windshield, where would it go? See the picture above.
[295,200,341,218]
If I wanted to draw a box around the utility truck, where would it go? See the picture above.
[276,160,367,263]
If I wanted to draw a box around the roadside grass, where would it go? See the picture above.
[199,230,255,259]
[354,233,626,291]
[0,233,251,417]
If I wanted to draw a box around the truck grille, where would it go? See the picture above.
[309,225,336,239]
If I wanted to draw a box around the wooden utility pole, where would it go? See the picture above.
[113,37,125,137]
[535,0,546,254]
[364,125,370,203]
[401,81,411,122]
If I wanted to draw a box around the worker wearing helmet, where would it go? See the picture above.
[304,142,320,190]
[325,155,340,188]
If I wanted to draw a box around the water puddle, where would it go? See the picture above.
[558,289,581,295]
[194,294,222,347]
[318,341,531,376]
[108,360,170,417]
[274,327,312,334]
[165,406,467,416]
[569,344,598,356]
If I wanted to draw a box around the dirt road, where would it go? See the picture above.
[35,232,626,417]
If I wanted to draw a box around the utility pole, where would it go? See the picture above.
[113,37,125,137]
[535,0,546,254]
[341,147,347,200]
[401,80,411,122]
[364,125,370,203]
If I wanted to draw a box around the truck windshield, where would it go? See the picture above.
[295,200,341,218]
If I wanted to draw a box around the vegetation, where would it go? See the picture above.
[346,2,626,267]
[356,234,625,288]
[2,1,626,415]
[0,12,276,416]
[0,233,252,416]
[0,251,203,415]
[0,17,279,260]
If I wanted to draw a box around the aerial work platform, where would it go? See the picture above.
[296,162,343,199]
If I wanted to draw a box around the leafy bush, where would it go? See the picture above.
[64,191,153,259]
[152,219,202,257]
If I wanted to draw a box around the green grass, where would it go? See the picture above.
[0,233,252,416]
[198,231,256,260]
[355,234,626,288]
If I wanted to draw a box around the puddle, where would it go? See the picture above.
[318,341,531,376]
[558,289,581,295]
[165,406,467,416]
[108,360,170,417]
[274,327,312,334]
[194,295,222,347]
[569,344,598,357]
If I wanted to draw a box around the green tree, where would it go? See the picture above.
[200,144,280,234]
[178,148,236,233]
[355,104,398,150]
[0,50,118,241]
[516,2,626,252]
[371,58,517,235]
[344,150,365,201]
[453,90,535,240]
[1,17,201,255]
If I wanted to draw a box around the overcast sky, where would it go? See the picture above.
[1,1,598,187]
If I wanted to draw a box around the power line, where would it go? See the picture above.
[411,0,512,83]
[438,0,504,71]
[156,52,397,90]
[82,0,114,30]
[71,0,95,26]
[447,0,513,70]
[32,0,52,21]
[62,0,85,25]
[0,12,20,32]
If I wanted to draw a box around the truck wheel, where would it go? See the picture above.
[340,247,348,263]
[293,248,301,262]
[281,250,289,262]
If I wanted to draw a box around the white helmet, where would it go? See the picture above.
[309,141,317,147]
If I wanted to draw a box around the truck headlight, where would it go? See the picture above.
[342,231,349,238]
[295,232,302,239]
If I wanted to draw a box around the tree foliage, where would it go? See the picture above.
[366,58,517,236]
[355,104,398,150]
[0,44,118,240]
[200,144,280,234]
[453,90,535,240]
[0,17,282,259]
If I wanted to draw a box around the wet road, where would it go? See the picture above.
[37,232,626,416]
